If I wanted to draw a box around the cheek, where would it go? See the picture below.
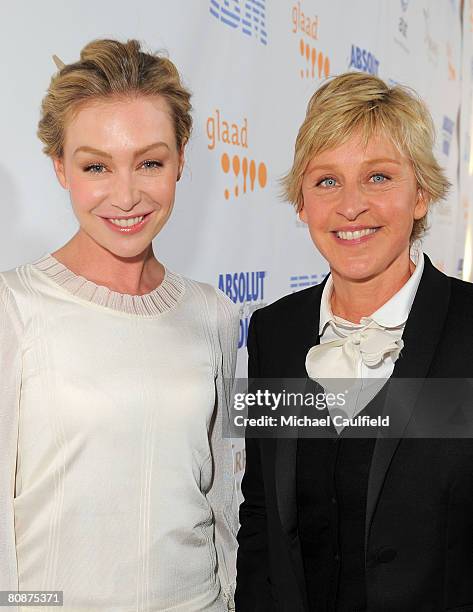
[385,198,419,228]
[144,177,177,204]
[303,201,329,229]
[69,175,106,208]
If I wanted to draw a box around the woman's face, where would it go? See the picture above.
[300,130,427,283]
[53,95,184,259]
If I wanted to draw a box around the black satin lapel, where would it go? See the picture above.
[279,277,328,379]
[273,281,325,611]
[391,254,451,380]
[276,392,318,612]
[364,380,424,552]
[365,255,451,547]
[275,279,325,533]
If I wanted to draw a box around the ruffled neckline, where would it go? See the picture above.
[31,253,185,317]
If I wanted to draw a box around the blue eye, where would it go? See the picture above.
[142,160,163,170]
[370,173,388,183]
[318,177,337,188]
[84,163,106,173]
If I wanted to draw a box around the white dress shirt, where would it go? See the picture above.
[316,248,424,429]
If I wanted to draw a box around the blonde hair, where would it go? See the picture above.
[37,38,192,158]
[283,71,450,241]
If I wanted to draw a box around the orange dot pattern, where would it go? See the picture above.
[299,38,330,80]
[220,153,268,200]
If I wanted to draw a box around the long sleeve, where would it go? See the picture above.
[2,262,241,611]
[235,309,275,610]
[0,275,21,595]
[207,288,239,610]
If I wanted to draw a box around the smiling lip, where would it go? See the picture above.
[101,212,153,234]
[333,226,381,244]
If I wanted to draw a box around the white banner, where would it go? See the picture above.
[0,0,470,491]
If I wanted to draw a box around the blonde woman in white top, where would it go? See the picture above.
[0,38,238,611]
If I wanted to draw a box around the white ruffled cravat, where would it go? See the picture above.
[304,252,424,429]
[306,320,404,381]
[306,320,404,429]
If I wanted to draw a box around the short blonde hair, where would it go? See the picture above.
[283,71,450,241]
[37,38,192,158]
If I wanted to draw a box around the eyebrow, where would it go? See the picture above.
[307,157,402,172]
[73,141,170,158]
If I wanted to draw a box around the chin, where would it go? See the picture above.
[101,239,152,261]
[332,260,381,283]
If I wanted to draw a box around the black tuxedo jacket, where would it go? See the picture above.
[235,255,473,612]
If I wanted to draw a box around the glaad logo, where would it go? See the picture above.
[292,1,330,80]
[218,271,267,348]
[442,116,455,155]
[290,272,328,292]
[349,45,380,75]
[206,109,268,200]
[210,0,267,45]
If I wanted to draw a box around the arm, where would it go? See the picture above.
[0,275,21,596]
[235,310,274,611]
[207,289,240,610]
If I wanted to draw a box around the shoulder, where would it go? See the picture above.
[179,277,239,363]
[420,259,473,362]
[0,262,33,303]
[0,257,52,304]
[0,262,31,294]
[447,276,473,320]
[251,282,324,330]
[415,255,473,331]
[0,272,16,316]
[0,264,32,332]
[450,275,473,298]
[424,250,473,315]
[181,276,238,313]
[179,275,239,331]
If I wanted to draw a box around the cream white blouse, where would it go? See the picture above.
[0,254,239,611]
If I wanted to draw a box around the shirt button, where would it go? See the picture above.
[331,497,337,505]
[334,553,340,562]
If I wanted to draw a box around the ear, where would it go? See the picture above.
[298,198,308,223]
[414,187,429,220]
[53,157,68,189]
[177,143,186,182]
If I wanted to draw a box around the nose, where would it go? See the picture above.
[111,170,141,212]
[336,181,369,221]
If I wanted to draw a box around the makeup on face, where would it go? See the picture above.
[55,96,183,259]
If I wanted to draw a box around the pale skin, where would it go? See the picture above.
[52,95,184,295]
[299,131,428,323]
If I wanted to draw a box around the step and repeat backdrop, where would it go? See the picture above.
[1,0,473,491]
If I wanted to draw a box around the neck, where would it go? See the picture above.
[330,253,415,324]
[51,229,164,295]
